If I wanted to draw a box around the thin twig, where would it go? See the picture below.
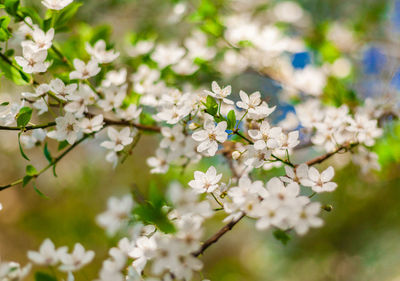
[192,213,246,257]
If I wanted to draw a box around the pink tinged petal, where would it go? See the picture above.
[308,167,320,182]
[321,166,335,182]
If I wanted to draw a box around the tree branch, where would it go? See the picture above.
[0,122,56,131]
[193,213,246,257]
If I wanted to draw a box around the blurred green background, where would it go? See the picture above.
[1,0,400,280]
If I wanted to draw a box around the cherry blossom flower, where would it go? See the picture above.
[192,120,228,156]
[27,238,67,266]
[47,113,81,144]
[86,40,120,63]
[301,166,337,193]
[160,125,185,150]
[80,114,104,134]
[204,81,233,104]
[96,195,135,236]
[236,90,262,110]
[59,243,95,272]
[15,44,50,73]
[22,27,54,51]
[49,78,77,101]
[291,202,323,235]
[248,120,282,150]
[69,59,101,80]
[188,166,222,194]
[101,127,134,152]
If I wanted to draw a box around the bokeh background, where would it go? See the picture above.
[1,0,400,280]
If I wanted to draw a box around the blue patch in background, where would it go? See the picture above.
[291,52,311,69]
[362,47,386,74]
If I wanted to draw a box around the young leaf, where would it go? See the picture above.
[0,59,31,85]
[204,95,218,116]
[34,271,57,281]
[22,175,32,187]
[33,182,49,199]
[16,106,32,128]
[4,0,20,16]
[43,142,53,163]
[273,229,291,245]
[58,140,69,151]
[52,2,82,31]
[227,109,236,130]
[0,16,12,42]
[18,132,29,160]
[25,164,37,176]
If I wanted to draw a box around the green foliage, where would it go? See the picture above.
[204,95,218,116]
[50,2,82,31]
[58,140,69,151]
[133,183,175,234]
[0,59,31,85]
[18,132,29,160]
[34,271,57,281]
[273,229,291,245]
[227,110,236,130]
[16,106,32,128]
[375,121,400,167]
[26,164,38,176]
[4,0,19,16]
[0,16,12,41]
[44,142,53,163]
[322,77,359,107]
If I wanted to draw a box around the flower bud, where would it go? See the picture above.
[188,123,197,130]
[232,151,241,160]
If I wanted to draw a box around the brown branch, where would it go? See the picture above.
[193,213,245,257]
[303,142,359,167]
[0,122,56,131]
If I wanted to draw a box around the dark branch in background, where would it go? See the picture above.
[304,142,359,167]
[0,122,56,131]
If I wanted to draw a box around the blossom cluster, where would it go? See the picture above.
[0,0,395,280]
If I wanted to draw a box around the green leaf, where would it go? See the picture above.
[33,182,49,199]
[273,229,291,245]
[34,271,57,281]
[58,140,69,151]
[25,164,37,176]
[0,102,9,106]
[22,175,32,187]
[52,2,82,31]
[204,95,218,116]
[43,142,53,163]
[16,106,32,128]
[4,0,19,16]
[0,58,31,85]
[0,16,12,42]
[133,183,175,234]
[18,7,43,26]
[18,132,29,160]
[227,110,236,130]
